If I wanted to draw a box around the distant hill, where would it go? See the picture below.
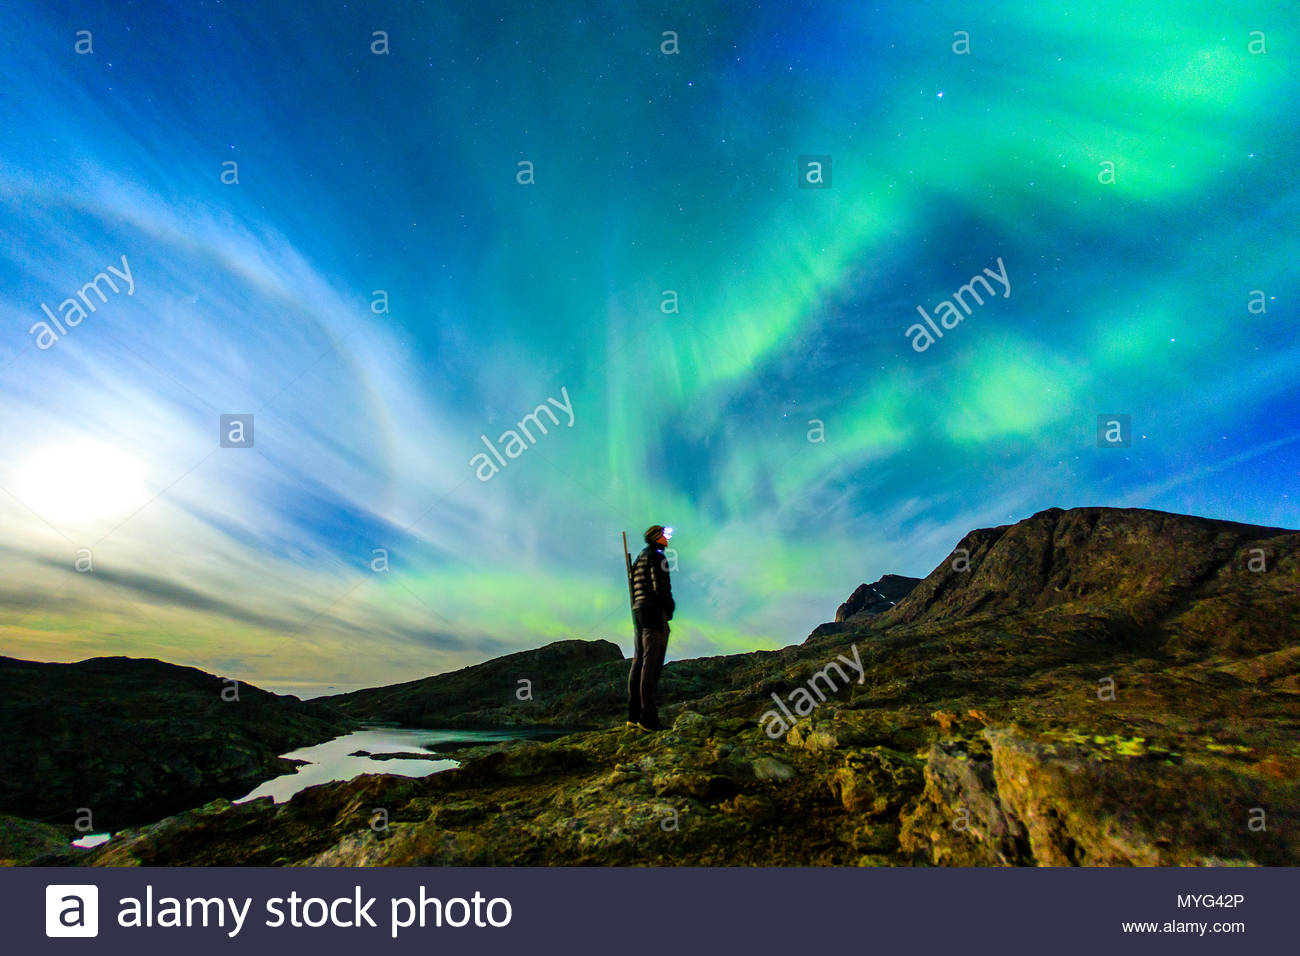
[325,638,625,727]
[836,574,923,622]
[0,656,352,832]
[803,573,923,641]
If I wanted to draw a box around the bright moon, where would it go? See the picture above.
[18,441,149,525]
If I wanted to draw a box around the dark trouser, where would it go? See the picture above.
[628,607,669,724]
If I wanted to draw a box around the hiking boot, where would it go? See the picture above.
[636,719,665,732]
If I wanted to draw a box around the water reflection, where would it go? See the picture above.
[235,726,559,804]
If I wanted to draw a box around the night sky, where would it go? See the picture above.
[1,1,1296,694]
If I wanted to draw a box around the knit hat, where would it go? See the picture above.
[644,525,666,544]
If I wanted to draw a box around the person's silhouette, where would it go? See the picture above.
[627,525,675,731]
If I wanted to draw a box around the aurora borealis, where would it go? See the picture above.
[1,2,1296,694]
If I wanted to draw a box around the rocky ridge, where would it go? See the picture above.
[835,574,922,622]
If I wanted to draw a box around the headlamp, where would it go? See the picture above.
[662,526,673,539]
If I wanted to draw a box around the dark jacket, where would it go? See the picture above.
[630,545,674,621]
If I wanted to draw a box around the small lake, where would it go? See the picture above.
[234,726,564,805]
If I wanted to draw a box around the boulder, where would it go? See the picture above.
[751,757,796,782]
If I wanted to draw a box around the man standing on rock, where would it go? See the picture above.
[627,525,675,732]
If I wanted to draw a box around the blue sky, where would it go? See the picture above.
[1,1,1296,694]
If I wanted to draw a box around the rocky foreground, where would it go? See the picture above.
[32,507,1300,866]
